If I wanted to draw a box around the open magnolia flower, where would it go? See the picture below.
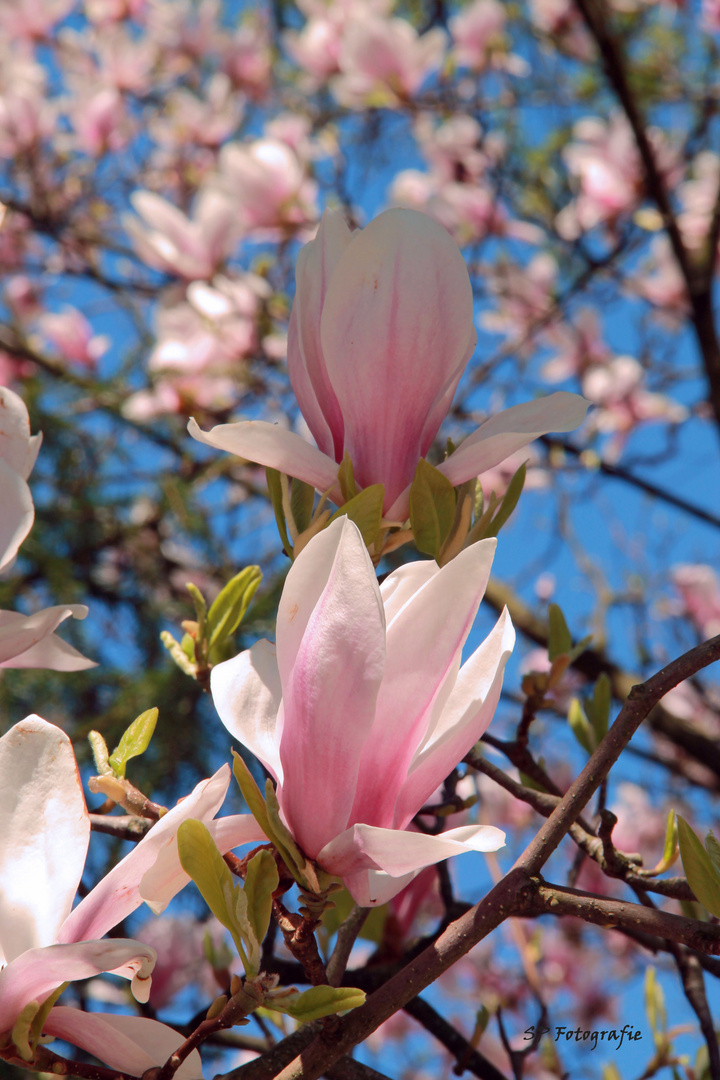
[0,715,263,1076]
[0,385,94,670]
[211,517,514,905]
[190,207,588,520]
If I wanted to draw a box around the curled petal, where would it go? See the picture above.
[188,417,341,499]
[0,607,94,670]
[0,386,41,479]
[0,941,156,1031]
[318,823,505,905]
[44,1009,202,1080]
[0,716,89,964]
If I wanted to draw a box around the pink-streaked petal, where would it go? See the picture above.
[211,639,283,782]
[0,385,37,479]
[0,716,89,964]
[350,539,496,830]
[318,822,505,904]
[59,767,231,944]
[288,209,352,459]
[0,605,89,666]
[0,941,156,1031]
[320,208,475,509]
[139,814,267,915]
[188,417,341,498]
[393,608,515,828]
[0,459,33,572]
[437,392,590,487]
[44,1008,202,1080]
[278,519,386,857]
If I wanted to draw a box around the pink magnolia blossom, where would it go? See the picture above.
[69,85,129,156]
[582,355,688,460]
[672,564,720,639]
[677,151,720,250]
[190,209,587,519]
[0,715,205,1078]
[702,0,720,32]
[450,0,528,74]
[222,15,273,97]
[135,916,228,1009]
[529,0,594,60]
[630,235,690,326]
[481,252,558,351]
[38,308,110,369]
[211,517,514,906]
[213,137,318,235]
[556,114,681,240]
[331,16,447,108]
[126,188,238,279]
[541,308,611,383]
[0,0,74,41]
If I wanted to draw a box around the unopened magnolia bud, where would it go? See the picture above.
[230,974,243,996]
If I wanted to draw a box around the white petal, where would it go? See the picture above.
[211,639,284,781]
[0,716,89,963]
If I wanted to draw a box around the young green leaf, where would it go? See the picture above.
[290,478,315,534]
[409,458,457,558]
[269,984,366,1022]
[548,604,572,661]
[108,708,158,778]
[244,849,279,948]
[704,830,720,878]
[330,484,385,546]
[207,566,262,651]
[677,816,720,918]
[88,730,111,775]
[177,819,257,974]
[232,751,274,841]
[337,452,357,502]
[588,672,611,742]
[484,461,526,538]
[567,698,594,755]
[266,467,293,556]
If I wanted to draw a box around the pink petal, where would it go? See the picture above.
[0,459,33,573]
[0,716,89,964]
[288,209,352,459]
[379,559,440,626]
[0,940,156,1030]
[393,608,515,828]
[187,417,341,498]
[44,1008,202,1080]
[139,814,267,914]
[59,767,232,943]
[277,518,386,857]
[2,630,97,671]
[211,639,284,782]
[350,539,496,830]
[318,823,506,905]
[436,392,590,488]
[320,208,475,509]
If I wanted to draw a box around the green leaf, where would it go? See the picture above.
[567,634,593,663]
[186,582,207,639]
[232,751,274,841]
[265,778,307,878]
[409,458,457,558]
[177,819,257,973]
[244,849,279,948]
[267,467,293,555]
[484,462,526,538]
[705,830,720,879]
[587,673,611,742]
[548,604,572,661]
[11,1003,39,1061]
[337,452,357,502]
[160,630,197,676]
[567,698,594,755]
[207,566,262,650]
[108,708,158,778]
[290,479,315,534]
[270,985,365,1022]
[330,484,385,546]
[677,816,720,918]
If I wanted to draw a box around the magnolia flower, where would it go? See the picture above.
[125,189,238,279]
[0,384,41,572]
[0,715,262,1074]
[211,517,515,906]
[190,209,587,519]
